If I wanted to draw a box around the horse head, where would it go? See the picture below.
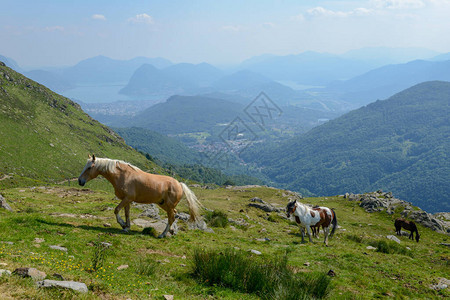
[78,154,99,186]
[415,233,420,242]
[286,200,297,218]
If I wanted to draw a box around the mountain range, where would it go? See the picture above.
[242,81,450,213]
[324,59,450,105]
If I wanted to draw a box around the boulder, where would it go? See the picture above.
[0,194,13,212]
[133,218,179,236]
[49,245,68,252]
[248,198,281,213]
[135,203,160,219]
[386,235,401,244]
[37,280,88,293]
[403,210,446,233]
[13,267,46,280]
[0,269,11,277]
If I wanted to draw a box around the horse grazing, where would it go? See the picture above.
[78,155,202,238]
[395,218,420,242]
[286,200,337,246]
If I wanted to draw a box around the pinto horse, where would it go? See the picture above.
[395,218,420,242]
[78,155,202,238]
[286,200,337,246]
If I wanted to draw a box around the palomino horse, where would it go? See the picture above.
[395,218,420,242]
[78,155,202,238]
[286,200,337,246]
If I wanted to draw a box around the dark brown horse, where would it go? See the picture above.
[395,218,420,242]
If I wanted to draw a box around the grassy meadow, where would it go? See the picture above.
[0,182,449,299]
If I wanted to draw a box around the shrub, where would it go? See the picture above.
[90,240,112,272]
[133,257,158,276]
[142,227,158,237]
[369,240,412,256]
[204,210,229,228]
[192,248,331,299]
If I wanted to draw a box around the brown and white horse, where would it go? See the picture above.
[395,218,420,242]
[286,200,337,246]
[78,155,202,238]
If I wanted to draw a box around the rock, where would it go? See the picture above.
[386,235,401,244]
[37,280,88,293]
[430,277,450,290]
[250,250,261,255]
[255,238,270,242]
[248,199,282,213]
[0,194,13,212]
[188,220,214,233]
[117,265,129,271]
[103,223,111,228]
[304,262,310,267]
[49,245,68,252]
[366,246,377,250]
[403,210,446,233]
[327,269,336,276]
[175,212,191,222]
[13,267,46,280]
[163,295,174,300]
[0,269,11,277]
[135,203,160,219]
[250,197,264,203]
[133,219,179,236]
[34,238,44,243]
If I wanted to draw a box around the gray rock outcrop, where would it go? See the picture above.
[37,280,88,293]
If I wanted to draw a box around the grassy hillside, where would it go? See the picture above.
[242,81,450,213]
[0,63,161,187]
[0,185,448,299]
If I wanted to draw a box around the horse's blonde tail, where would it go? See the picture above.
[181,183,202,222]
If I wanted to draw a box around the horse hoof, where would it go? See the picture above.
[122,228,130,233]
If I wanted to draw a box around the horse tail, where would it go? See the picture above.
[330,209,337,238]
[180,183,202,222]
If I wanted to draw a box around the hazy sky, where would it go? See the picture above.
[1,0,450,68]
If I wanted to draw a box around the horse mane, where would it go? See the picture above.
[94,158,141,174]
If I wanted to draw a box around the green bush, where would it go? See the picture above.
[192,248,331,299]
[369,240,412,256]
[133,257,158,276]
[204,210,229,228]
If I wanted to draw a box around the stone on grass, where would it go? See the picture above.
[117,265,129,271]
[50,245,68,252]
[386,235,401,244]
[0,195,13,212]
[366,246,377,250]
[0,269,12,277]
[430,277,450,290]
[13,267,46,280]
[250,249,262,255]
[37,280,88,293]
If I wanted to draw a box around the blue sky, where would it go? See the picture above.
[1,0,450,68]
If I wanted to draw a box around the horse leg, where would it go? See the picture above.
[306,226,313,243]
[159,208,176,238]
[114,198,130,230]
[300,227,305,243]
[323,226,330,246]
[123,203,131,232]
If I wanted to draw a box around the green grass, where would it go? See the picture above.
[192,248,331,299]
[0,185,448,299]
